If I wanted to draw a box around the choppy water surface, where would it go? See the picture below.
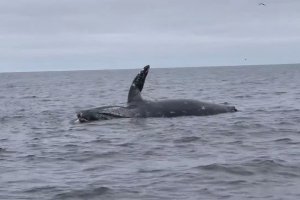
[1,65,300,200]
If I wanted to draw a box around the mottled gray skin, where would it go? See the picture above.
[77,65,237,122]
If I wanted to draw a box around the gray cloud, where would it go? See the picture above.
[0,0,300,72]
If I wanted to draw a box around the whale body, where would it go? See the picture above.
[77,65,237,122]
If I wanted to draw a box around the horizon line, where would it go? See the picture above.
[1,62,299,74]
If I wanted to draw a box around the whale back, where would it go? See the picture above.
[136,99,237,117]
[127,65,149,104]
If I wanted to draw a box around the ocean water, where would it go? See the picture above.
[0,64,300,200]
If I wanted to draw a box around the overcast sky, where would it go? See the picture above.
[0,0,300,72]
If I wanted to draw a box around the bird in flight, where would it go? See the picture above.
[259,3,266,6]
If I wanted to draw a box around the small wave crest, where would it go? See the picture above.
[196,164,254,176]
[54,186,111,199]
[22,95,38,99]
[25,186,60,193]
[70,150,119,162]
[174,136,202,143]
[196,158,300,178]
[138,168,164,173]
[273,138,300,144]
[0,115,25,122]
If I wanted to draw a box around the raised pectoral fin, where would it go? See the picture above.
[127,65,150,103]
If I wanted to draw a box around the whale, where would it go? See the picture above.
[76,65,237,122]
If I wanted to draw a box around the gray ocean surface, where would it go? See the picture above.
[1,64,300,200]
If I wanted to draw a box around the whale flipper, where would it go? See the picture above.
[127,65,150,103]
